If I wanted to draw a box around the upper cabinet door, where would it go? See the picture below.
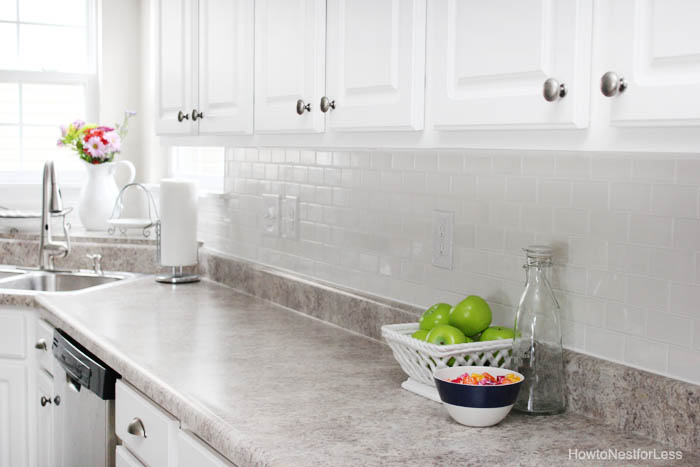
[155,0,195,135]
[596,0,700,127]
[325,0,426,132]
[197,0,254,135]
[428,0,593,130]
[254,0,326,133]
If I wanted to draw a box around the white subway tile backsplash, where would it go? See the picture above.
[610,182,651,213]
[625,336,668,373]
[585,327,625,361]
[651,184,698,218]
[207,149,700,384]
[632,158,675,182]
[668,283,700,318]
[572,181,609,210]
[605,303,645,336]
[649,248,695,283]
[506,177,537,203]
[476,175,506,201]
[591,157,631,180]
[667,346,700,383]
[538,180,572,207]
[626,275,668,309]
[629,214,672,246]
[646,311,693,347]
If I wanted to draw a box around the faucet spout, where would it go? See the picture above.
[39,161,70,270]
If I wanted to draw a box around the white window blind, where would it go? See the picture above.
[0,0,97,183]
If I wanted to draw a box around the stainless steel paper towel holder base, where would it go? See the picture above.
[155,221,201,284]
[156,266,200,284]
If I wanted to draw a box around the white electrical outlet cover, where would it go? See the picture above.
[432,210,454,270]
[281,196,299,239]
[262,194,280,237]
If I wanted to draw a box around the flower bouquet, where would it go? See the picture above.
[57,111,136,164]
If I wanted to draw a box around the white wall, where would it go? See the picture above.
[198,148,700,386]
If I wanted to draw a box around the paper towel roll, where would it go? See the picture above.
[159,179,198,267]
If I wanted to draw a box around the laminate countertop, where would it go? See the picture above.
[34,277,697,467]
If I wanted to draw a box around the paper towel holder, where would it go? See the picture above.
[155,222,201,284]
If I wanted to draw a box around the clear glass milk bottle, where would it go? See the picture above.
[512,245,566,415]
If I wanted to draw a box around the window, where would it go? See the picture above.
[0,0,97,183]
[170,146,225,194]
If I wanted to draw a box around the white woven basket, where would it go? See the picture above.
[381,323,513,401]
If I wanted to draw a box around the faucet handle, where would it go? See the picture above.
[86,253,103,275]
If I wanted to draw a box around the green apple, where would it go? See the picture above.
[418,303,452,331]
[449,295,492,336]
[411,329,429,341]
[479,326,516,341]
[426,324,467,346]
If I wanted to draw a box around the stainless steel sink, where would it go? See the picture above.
[0,270,131,292]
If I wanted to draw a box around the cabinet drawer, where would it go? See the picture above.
[116,380,179,467]
[0,310,26,358]
[116,446,147,467]
[35,319,54,374]
[177,430,236,467]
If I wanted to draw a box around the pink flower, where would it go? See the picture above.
[60,125,68,137]
[73,119,85,130]
[85,136,106,159]
[103,130,121,152]
[56,139,65,147]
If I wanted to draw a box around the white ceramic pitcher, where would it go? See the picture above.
[78,159,136,231]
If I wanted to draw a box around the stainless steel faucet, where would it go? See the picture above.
[39,161,70,270]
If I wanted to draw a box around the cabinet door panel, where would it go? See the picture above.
[597,0,700,126]
[198,0,254,134]
[35,369,54,467]
[428,0,592,130]
[155,0,195,135]
[326,0,426,131]
[0,362,27,467]
[254,0,326,133]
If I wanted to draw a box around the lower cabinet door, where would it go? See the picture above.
[177,430,236,467]
[35,368,55,467]
[116,446,146,467]
[0,361,28,467]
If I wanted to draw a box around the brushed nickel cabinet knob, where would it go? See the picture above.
[320,96,336,112]
[40,396,51,407]
[177,110,190,122]
[543,78,567,102]
[191,109,204,121]
[35,339,47,351]
[601,71,627,97]
[127,417,147,438]
[296,99,311,115]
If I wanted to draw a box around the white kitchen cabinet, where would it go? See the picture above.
[0,362,28,467]
[155,0,254,135]
[155,0,195,135]
[177,430,236,467]
[324,0,426,131]
[595,0,700,127]
[427,0,593,130]
[35,369,56,467]
[254,0,326,133]
[197,0,254,134]
[116,446,147,467]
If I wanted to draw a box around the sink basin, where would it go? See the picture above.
[0,271,130,292]
[0,270,25,280]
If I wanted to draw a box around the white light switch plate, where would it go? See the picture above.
[281,196,299,239]
[432,210,454,269]
[262,194,280,236]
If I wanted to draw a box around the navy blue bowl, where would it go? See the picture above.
[433,366,524,427]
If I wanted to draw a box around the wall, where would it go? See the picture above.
[198,148,700,385]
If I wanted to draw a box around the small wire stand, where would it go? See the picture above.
[107,183,160,238]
